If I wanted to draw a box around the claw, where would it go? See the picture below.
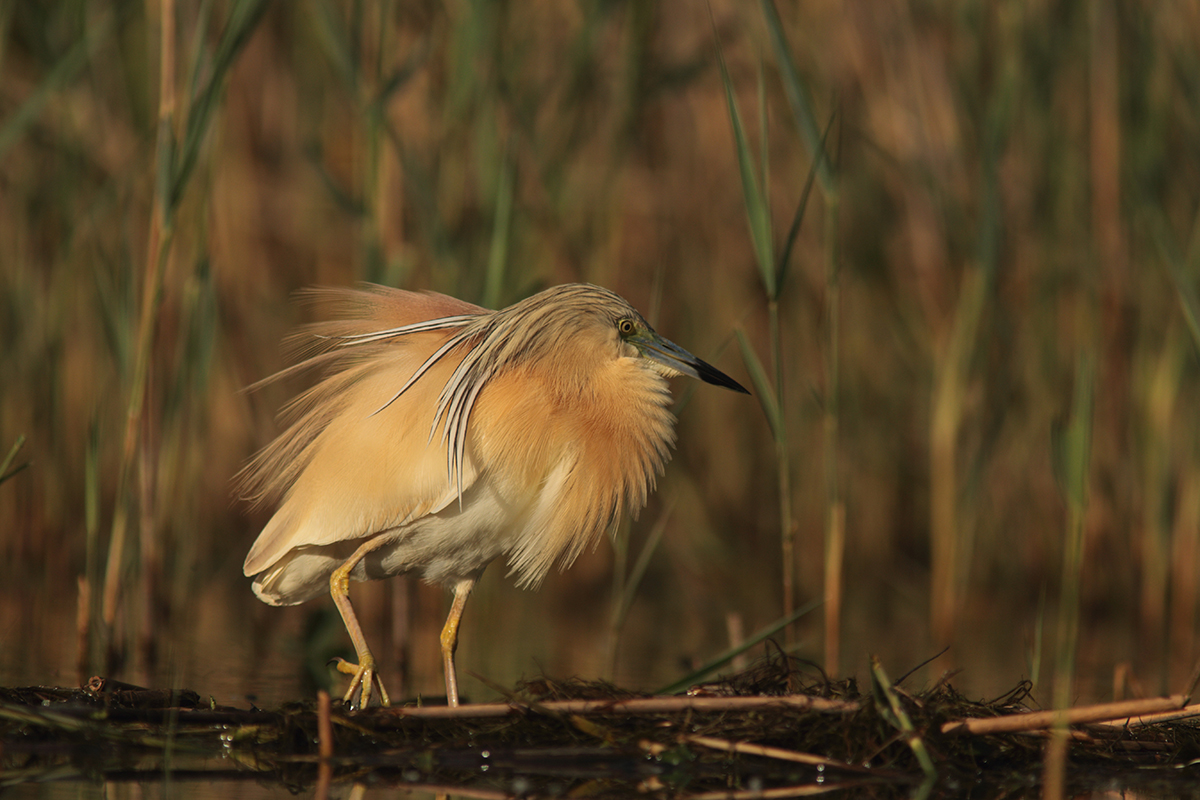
[331,656,391,709]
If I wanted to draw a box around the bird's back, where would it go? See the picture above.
[241,287,486,589]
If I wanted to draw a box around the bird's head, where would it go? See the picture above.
[466,283,749,396]
[526,284,748,395]
[611,311,749,395]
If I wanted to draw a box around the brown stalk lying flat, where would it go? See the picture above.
[1090,702,1200,728]
[379,693,861,719]
[940,694,1187,735]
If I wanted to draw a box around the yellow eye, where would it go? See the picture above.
[618,319,636,336]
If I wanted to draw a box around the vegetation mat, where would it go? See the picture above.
[4,655,1200,798]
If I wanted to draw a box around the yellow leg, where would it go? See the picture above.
[330,537,393,709]
[439,578,476,707]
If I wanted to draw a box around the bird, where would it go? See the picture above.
[240,282,748,708]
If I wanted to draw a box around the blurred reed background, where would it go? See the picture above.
[3,0,1200,709]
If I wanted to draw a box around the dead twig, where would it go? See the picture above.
[1090,702,1200,729]
[685,783,845,799]
[315,690,333,800]
[941,695,1186,735]
[379,693,860,720]
[683,734,872,773]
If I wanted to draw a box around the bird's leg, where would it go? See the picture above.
[329,537,393,709]
[439,577,476,707]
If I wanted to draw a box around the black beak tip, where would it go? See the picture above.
[724,377,752,395]
[695,359,751,395]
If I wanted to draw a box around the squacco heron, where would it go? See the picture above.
[241,283,747,708]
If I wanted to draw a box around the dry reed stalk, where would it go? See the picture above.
[380,693,860,720]
[1017,730,1171,752]
[102,0,177,666]
[1090,702,1200,729]
[1107,740,1171,751]
[726,612,746,672]
[389,787,507,800]
[1019,727,1097,743]
[318,690,333,756]
[941,694,1186,735]
[687,784,842,800]
[821,183,841,678]
[823,501,843,676]
[1170,469,1200,688]
[1042,728,1068,800]
[315,690,332,800]
[684,734,868,773]
[75,576,89,686]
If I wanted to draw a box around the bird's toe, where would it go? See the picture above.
[331,656,391,709]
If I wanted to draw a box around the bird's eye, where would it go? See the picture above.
[617,319,637,336]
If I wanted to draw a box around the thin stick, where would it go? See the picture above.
[684,734,868,773]
[315,690,333,800]
[687,784,843,800]
[823,501,843,675]
[1182,654,1200,700]
[102,0,177,660]
[822,193,841,674]
[1090,702,1200,729]
[381,786,507,800]
[726,612,747,673]
[75,576,90,686]
[941,694,1186,735]
[318,690,334,757]
[380,693,860,720]
[1016,730,1171,751]
[1018,728,1097,742]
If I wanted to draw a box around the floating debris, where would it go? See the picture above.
[4,654,1200,797]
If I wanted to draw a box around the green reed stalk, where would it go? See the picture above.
[1045,352,1094,796]
[711,13,794,642]
[101,0,269,673]
[102,0,178,669]
[606,501,673,679]
[759,0,839,666]
[0,436,28,485]
[1055,356,1095,688]
[822,192,842,675]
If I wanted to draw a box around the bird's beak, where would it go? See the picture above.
[637,332,750,394]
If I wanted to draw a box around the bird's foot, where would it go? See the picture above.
[331,656,391,709]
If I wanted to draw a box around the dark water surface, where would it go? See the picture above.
[6,680,1200,800]
[4,552,1194,799]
